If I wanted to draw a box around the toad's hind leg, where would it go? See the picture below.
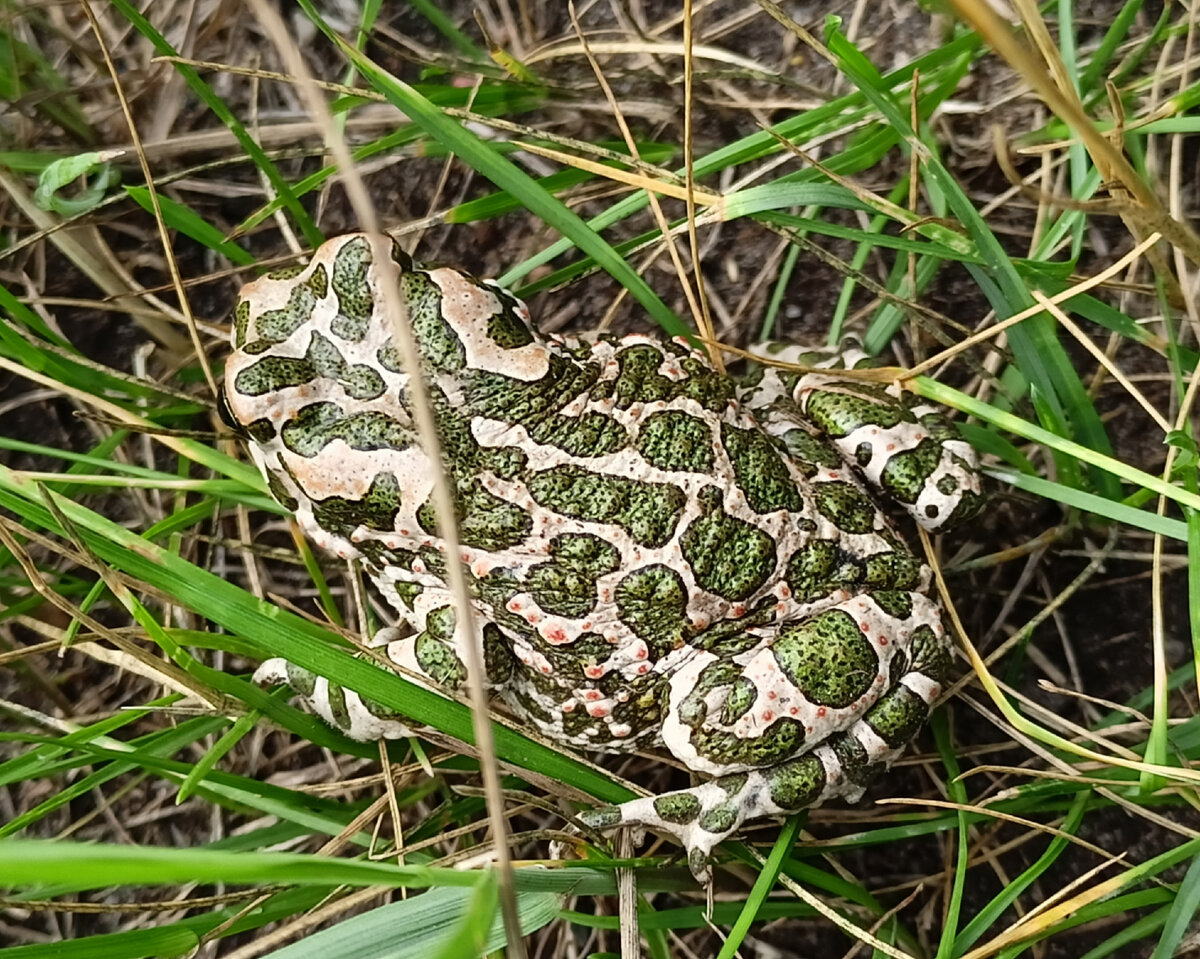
[745,341,984,532]
[579,610,953,878]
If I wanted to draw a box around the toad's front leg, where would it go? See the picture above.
[255,583,514,742]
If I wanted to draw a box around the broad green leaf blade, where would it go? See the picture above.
[261,886,560,959]
[0,839,615,896]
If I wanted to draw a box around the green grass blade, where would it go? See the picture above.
[0,465,634,805]
[824,22,1118,498]
[716,816,802,959]
[0,926,200,959]
[124,185,255,264]
[107,0,321,248]
[1148,848,1200,959]
[295,1,689,339]
[0,838,613,895]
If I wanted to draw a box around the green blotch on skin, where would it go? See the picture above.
[330,236,374,341]
[466,354,599,423]
[813,480,879,534]
[678,660,804,766]
[255,282,317,344]
[773,610,879,708]
[234,355,314,396]
[311,472,402,535]
[308,262,328,298]
[693,715,805,767]
[235,332,386,401]
[482,623,515,686]
[697,800,739,835]
[677,659,740,728]
[610,344,677,406]
[415,606,468,688]
[766,755,826,811]
[943,487,985,528]
[242,338,275,356]
[539,632,628,687]
[719,676,757,726]
[721,423,803,514]
[653,792,702,825]
[830,733,877,787]
[778,427,842,474]
[402,271,467,373]
[804,387,906,438]
[527,411,628,458]
[391,580,423,611]
[281,402,415,457]
[865,682,928,748]
[679,356,735,412]
[233,299,251,348]
[615,564,691,658]
[487,296,536,348]
[265,264,306,280]
[281,661,317,697]
[785,540,860,603]
[325,681,351,731]
[359,695,407,722]
[419,390,482,475]
[694,604,776,653]
[525,533,620,618]
[307,331,386,400]
[909,624,951,683]
[937,474,959,496]
[635,410,714,473]
[862,546,923,591]
[527,465,686,549]
[357,541,419,574]
[871,589,913,620]
[479,446,527,480]
[265,468,298,511]
[680,487,776,601]
[418,480,532,551]
[918,409,968,446]
[548,532,621,577]
[579,805,623,830]
[881,438,942,505]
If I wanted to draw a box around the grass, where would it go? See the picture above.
[1,1,1199,957]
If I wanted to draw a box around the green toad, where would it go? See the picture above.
[223,233,983,876]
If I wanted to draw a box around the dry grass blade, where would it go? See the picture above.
[242,4,528,957]
[680,0,722,374]
[906,230,1164,378]
[78,0,216,397]
[566,1,713,380]
[946,0,1200,279]
[960,856,1128,959]
[931,528,1200,789]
